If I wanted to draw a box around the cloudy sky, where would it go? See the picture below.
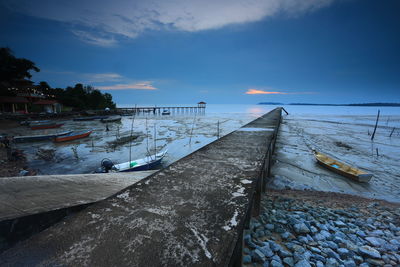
[1,0,399,105]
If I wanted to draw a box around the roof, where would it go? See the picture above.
[34,100,58,105]
[198,101,206,104]
[0,96,29,104]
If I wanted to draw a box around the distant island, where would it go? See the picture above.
[258,102,400,107]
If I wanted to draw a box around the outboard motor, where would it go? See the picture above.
[101,158,114,173]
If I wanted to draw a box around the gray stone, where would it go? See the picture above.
[243,247,251,254]
[321,248,341,261]
[272,254,282,263]
[370,230,384,236]
[283,257,294,267]
[353,255,363,264]
[334,221,347,228]
[243,255,252,264]
[326,258,339,267]
[253,248,266,262]
[337,248,350,259]
[263,261,270,267]
[356,230,366,237]
[279,249,292,258]
[326,241,339,250]
[294,259,311,267]
[269,241,282,252]
[310,226,318,233]
[281,232,291,240]
[365,236,386,247]
[365,258,385,266]
[316,261,324,267]
[266,224,275,230]
[270,259,284,267]
[343,259,356,267]
[359,263,369,267]
[358,245,381,259]
[298,236,309,244]
[310,246,321,254]
[260,245,274,258]
[312,254,326,262]
[294,223,310,234]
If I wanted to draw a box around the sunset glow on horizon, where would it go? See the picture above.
[245,89,287,95]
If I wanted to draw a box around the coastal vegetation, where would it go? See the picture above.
[0,47,116,111]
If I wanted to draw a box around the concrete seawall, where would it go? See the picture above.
[0,108,282,266]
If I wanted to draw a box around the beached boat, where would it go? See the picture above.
[101,116,122,123]
[313,150,372,182]
[13,131,73,143]
[54,131,92,142]
[31,123,64,130]
[73,116,109,121]
[101,150,167,172]
[20,120,51,126]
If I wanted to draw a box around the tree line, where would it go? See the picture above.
[0,47,116,110]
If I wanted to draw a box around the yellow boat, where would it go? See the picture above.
[313,150,372,182]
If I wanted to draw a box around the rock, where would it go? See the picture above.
[310,247,321,254]
[283,257,294,267]
[326,241,339,250]
[269,241,282,252]
[343,259,356,267]
[365,258,385,266]
[325,258,339,267]
[263,261,270,267]
[370,230,384,236]
[298,236,309,244]
[279,249,292,258]
[334,221,347,228]
[353,255,363,264]
[260,245,274,258]
[266,224,275,230]
[243,255,251,264]
[252,248,266,262]
[359,263,369,267]
[272,254,282,263]
[281,232,291,240]
[358,245,381,259]
[337,248,350,259]
[356,230,366,237]
[310,226,318,233]
[270,259,284,267]
[294,223,310,234]
[243,247,251,254]
[365,236,386,247]
[294,259,311,267]
[316,261,324,267]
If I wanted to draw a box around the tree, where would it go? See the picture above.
[0,47,40,95]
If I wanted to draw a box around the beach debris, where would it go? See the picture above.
[334,141,352,150]
[71,145,79,159]
[36,148,55,161]
[107,135,139,149]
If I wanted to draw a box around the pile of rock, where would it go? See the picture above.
[243,190,400,267]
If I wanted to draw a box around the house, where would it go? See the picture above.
[197,101,206,108]
[0,96,29,113]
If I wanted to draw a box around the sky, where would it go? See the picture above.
[0,0,399,105]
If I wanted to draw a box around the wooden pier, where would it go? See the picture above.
[116,102,206,116]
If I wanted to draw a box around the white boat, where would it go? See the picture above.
[107,150,167,172]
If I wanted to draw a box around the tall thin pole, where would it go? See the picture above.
[154,123,157,159]
[371,109,380,141]
[217,120,220,139]
[189,113,197,145]
[129,104,137,163]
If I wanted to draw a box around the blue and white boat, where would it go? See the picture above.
[106,150,167,172]
[13,131,73,143]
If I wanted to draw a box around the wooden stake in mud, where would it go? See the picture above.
[217,120,220,139]
[371,110,380,141]
[389,127,396,137]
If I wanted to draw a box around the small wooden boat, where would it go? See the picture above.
[20,120,51,126]
[103,150,167,172]
[313,150,372,182]
[101,116,122,123]
[31,123,64,130]
[73,116,109,121]
[54,131,92,142]
[13,131,73,143]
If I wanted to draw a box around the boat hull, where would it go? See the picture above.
[112,150,167,172]
[31,124,64,130]
[54,131,92,142]
[314,151,372,182]
[119,157,163,172]
[13,131,73,143]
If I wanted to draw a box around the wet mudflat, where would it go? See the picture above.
[3,111,261,175]
[270,109,400,203]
